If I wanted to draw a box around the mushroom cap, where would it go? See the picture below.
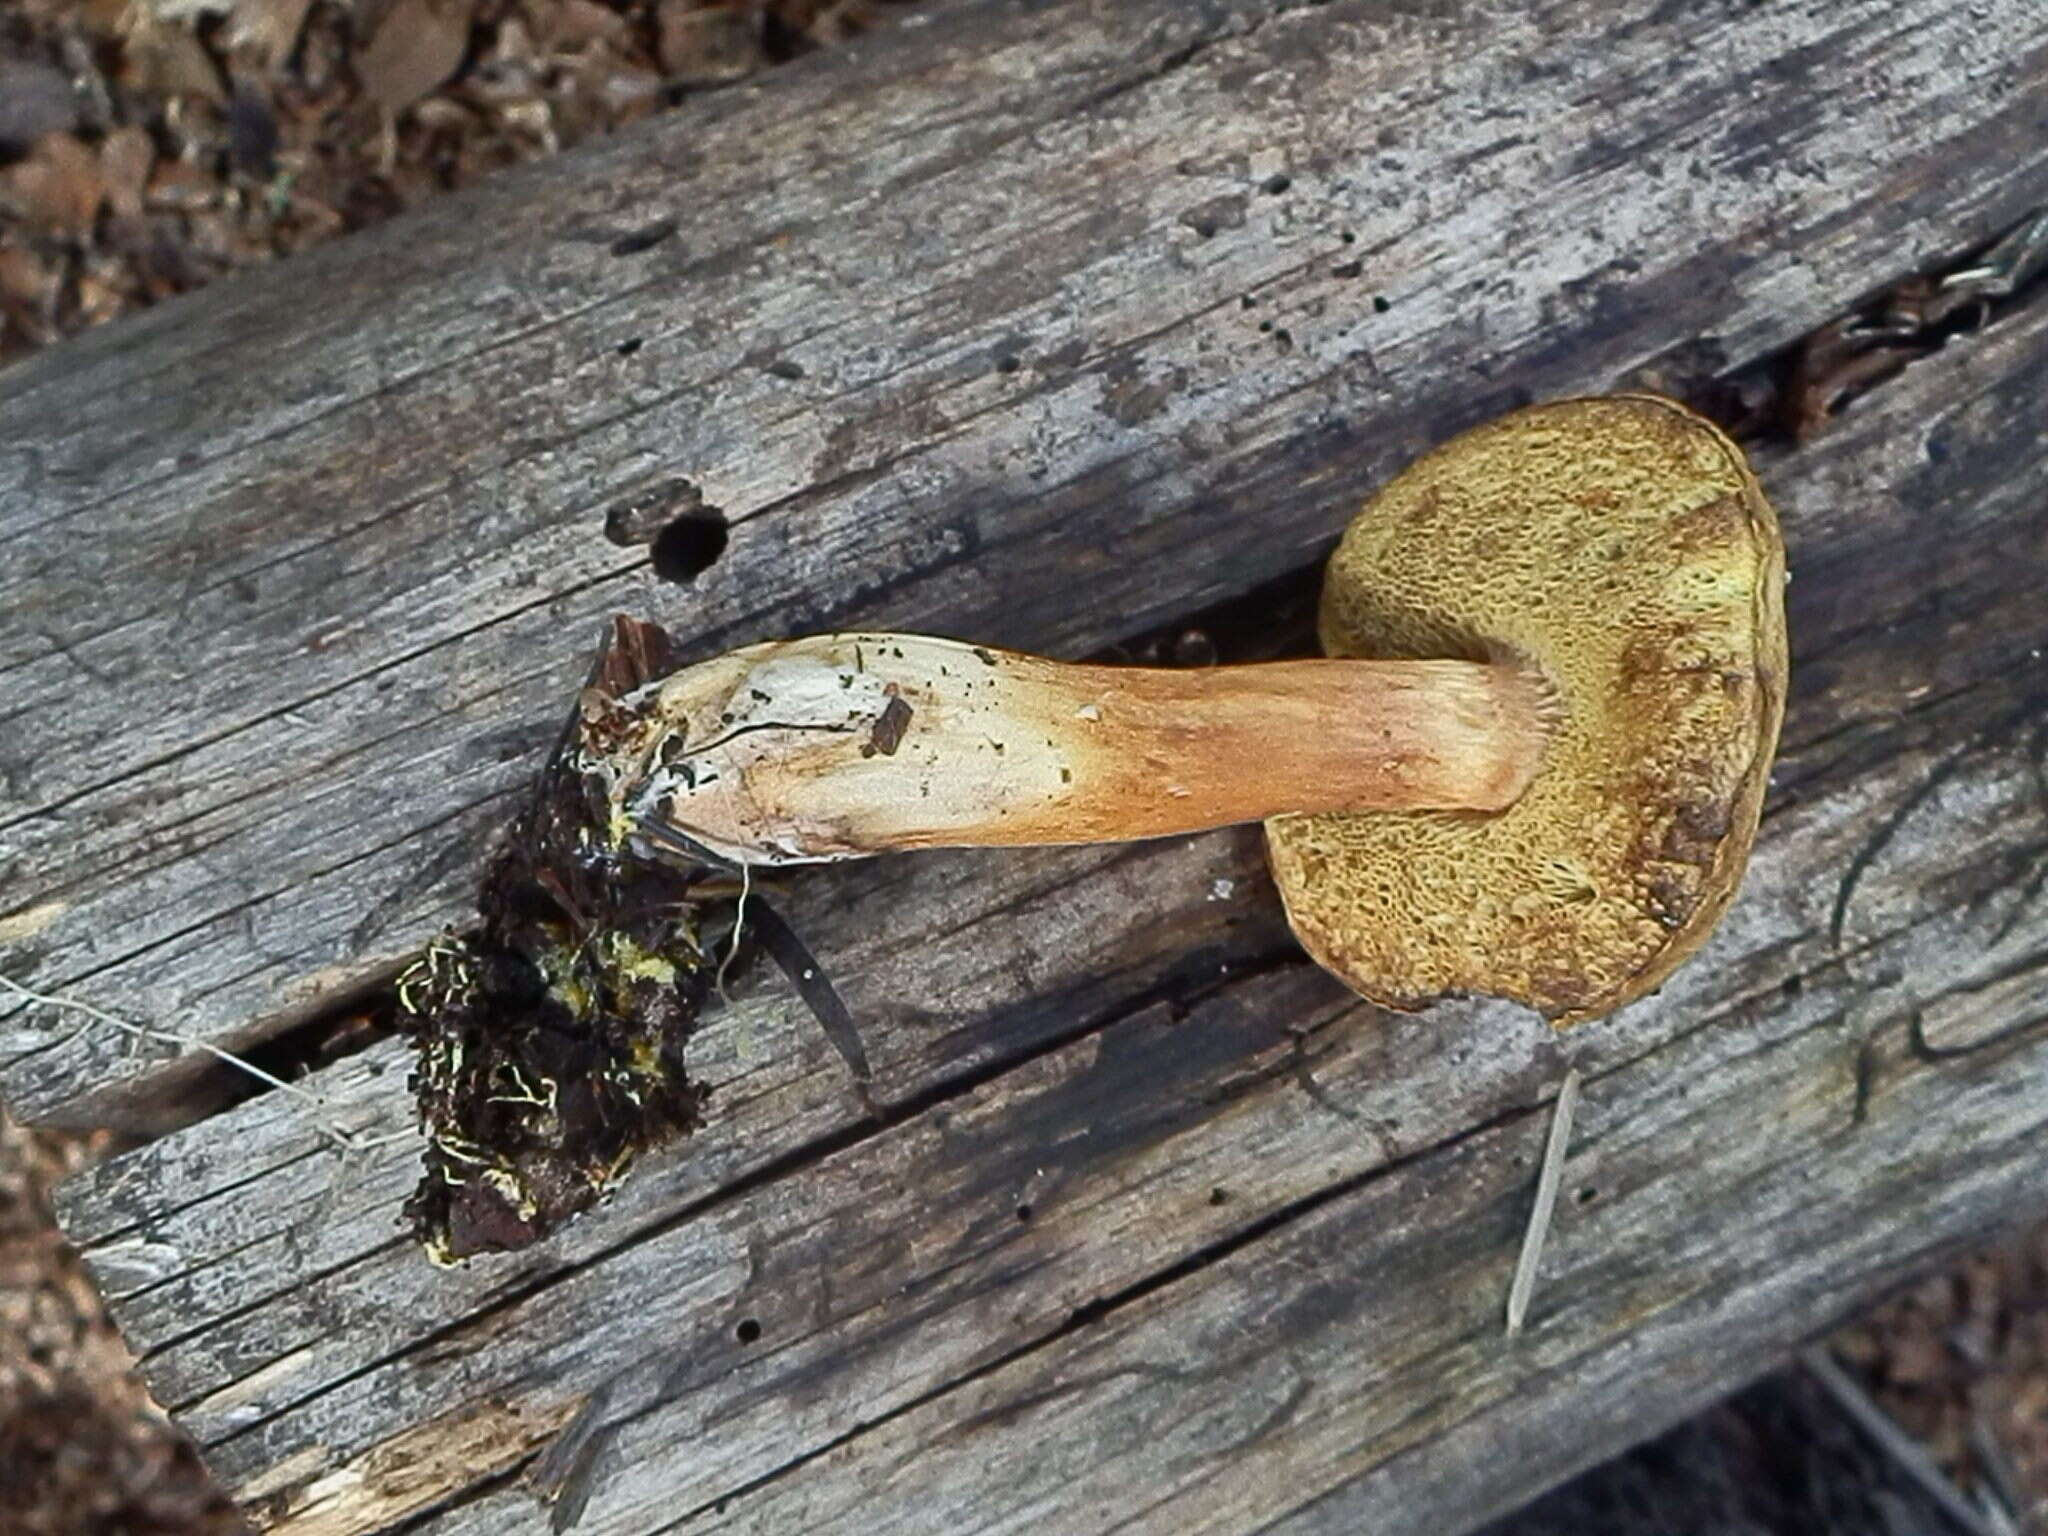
[1264,394,1788,1026]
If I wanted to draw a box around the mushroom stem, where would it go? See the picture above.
[593,634,1553,867]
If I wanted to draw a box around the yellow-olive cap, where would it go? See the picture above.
[1264,394,1788,1025]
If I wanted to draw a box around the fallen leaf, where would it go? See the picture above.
[656,0,761,83]
[0,242,57,346]
[139,0,233,21]
[463,14,541,105]
[0,133,105,240]
[180,207,236,261]
[411,96,476,131]
[805,0,880,46]
[119,15,229,104]
[0,58,82,155]
[0,243,52,309]
[1882,1327,1951,1387]
[484,12,540,73]
[75,263,126,326]
[491,96,558,153]
[98,126,156,220]
[144,155,216,212]
[544,0,629,50]
[356,0,473,117]
[591,63,665,116]
[80,0,131,36]
[222,0,317,73]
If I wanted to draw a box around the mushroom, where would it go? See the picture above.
[582,394,1787,1024]
[1268,394,1787,1023]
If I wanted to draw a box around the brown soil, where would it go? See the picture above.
[1835,1225,2048,1528]
[1,0,905,368]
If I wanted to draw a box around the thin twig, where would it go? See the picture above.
[0,972,405,1155]
[716,858,752,1003]
[1506,1066,1580,1336]
[1801,1346,2004,1536]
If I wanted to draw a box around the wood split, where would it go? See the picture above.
[1780,207,2048,440]
[0,972,395,1156]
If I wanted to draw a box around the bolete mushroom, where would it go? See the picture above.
[1268,394,1787,1023]
[581,394,1786,1025]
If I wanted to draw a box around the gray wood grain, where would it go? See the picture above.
[55,284,2048,1534]
[22,0,2048,1531]
[5,0,2045,1127]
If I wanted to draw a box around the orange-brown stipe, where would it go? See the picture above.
[581,393,1783,1027]
[588,638,1556,868]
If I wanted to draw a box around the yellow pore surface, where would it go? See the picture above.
[1265,394,1788,1024]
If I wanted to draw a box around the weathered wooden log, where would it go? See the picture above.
[6,0,2047,1530]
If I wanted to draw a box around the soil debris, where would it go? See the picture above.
[0,1114,247,1536]
[1834,1224,2048,1531]
[0,0,913,369]
[397,617,723,1262]
[397,615,860,1262]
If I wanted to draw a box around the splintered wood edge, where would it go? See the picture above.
[243,1399,582,1535]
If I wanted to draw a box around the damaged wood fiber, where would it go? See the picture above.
[1654,205,2048,444]
[1779,206,2048,440]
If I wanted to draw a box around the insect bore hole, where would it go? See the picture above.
[735,1317,762,1344]
[651,513,729,584]
[1015,1202,1033,1223]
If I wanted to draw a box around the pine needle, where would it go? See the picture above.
[1801,1346,2003,1536]
[1506,1066,1580,1336]
[0,972,403,1155]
